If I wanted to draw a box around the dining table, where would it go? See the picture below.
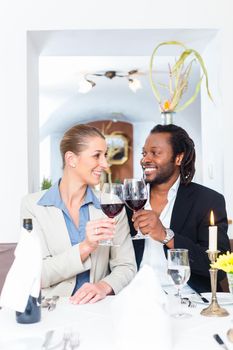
[1,294,233,349]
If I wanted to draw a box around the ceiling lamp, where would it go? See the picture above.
[78,69,142,94]
[78,78,96,93]
[128,78,142,93]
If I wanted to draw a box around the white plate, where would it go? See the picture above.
[190,292,233,305]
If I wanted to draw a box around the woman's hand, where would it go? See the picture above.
[79,218,115,260]
[70,281,113,304]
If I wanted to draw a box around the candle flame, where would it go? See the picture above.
[210,210,215,226]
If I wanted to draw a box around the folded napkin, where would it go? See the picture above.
[0,227,42,312]
[111,265,172,350]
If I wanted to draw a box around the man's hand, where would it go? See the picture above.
[70,281,113,305]
[132,209,166,242]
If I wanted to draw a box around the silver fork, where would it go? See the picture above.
[42,330,54,349]
[41,297,52,308]
[70,333,80,349]
[62,330,71,350]
[181,297,196,308]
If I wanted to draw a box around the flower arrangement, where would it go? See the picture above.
[149,41,213,113]
[211,251,233,273]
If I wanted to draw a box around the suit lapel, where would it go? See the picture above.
[170,183,195,233]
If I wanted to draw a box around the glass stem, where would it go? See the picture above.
[177,288,182,316]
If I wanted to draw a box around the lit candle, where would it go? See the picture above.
[208,210,218,251]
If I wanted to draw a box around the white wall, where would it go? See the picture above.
[0,0,233,242]
[27,34,40,192]
[50,133,63,183]
[201,33,224,193]
[41,70,202,185]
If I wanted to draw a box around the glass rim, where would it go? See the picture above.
[123,178,146,183]
[168,249,189,253]
[102,182,123,186]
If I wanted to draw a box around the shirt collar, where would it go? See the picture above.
[167,176,180,201]
[84,186,101,208]
[37,180,100,209]
[147,175,180,204]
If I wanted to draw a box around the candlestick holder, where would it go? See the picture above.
[201,250,229,317]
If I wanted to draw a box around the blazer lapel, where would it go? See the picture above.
[40,206,72,254]
[170,183,196,233]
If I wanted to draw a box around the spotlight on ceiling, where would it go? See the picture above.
[78,78,96,93]
[128,78,142,93]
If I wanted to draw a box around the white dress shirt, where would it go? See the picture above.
[140,177,180,286]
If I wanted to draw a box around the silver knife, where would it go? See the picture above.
[195,291,209,303]
[213,334,229,350]
[197,292,210,303]
[42,330,54,349]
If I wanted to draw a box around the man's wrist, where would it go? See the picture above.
[161,228,175,245]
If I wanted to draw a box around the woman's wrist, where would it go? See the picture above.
[97,281,114,296]
[79,240,96,261]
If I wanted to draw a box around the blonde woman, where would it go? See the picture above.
[21,124,136,304]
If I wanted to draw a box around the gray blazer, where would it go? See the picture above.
[20,190,137,297]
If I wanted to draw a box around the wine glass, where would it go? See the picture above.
[100,183,124,246]
[123,178,148,240]
[167,249,191,318]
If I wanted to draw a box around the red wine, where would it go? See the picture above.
[125,199,147,211]
[101,203,124,218]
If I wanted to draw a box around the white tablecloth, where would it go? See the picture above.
[1,296,233,349]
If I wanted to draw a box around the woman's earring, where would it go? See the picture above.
[71,164,76,168]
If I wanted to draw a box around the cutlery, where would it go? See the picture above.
[194,291,209,303]
[62,330,71,350]
[42,329,54,349]
[199,294,209,303]
[181,297,196,308]
[41,298,52,308]
[213,334,229,350]
[48,295,59,312]
[70,333,80,349]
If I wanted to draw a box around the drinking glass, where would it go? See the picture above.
[167,249,191,318]
[123,178,148,240]
[100,183,124,246]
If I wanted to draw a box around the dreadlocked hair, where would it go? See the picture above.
[150,124,196,185]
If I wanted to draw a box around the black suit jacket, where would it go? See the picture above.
[127,182,230,293]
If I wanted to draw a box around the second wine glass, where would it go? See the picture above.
[167,248,191,318]
[100,183,124,246]
[123,178,148,240]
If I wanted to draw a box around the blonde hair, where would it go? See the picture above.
[60,124,105,168]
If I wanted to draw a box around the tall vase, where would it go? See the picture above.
[161,112,174,125]
[227,273,233,294]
